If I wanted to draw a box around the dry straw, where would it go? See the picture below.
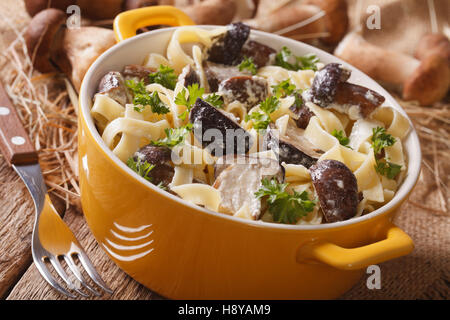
[0,22,80,211]
[0,21,448,216]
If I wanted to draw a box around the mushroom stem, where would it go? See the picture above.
[25,9,116,92]
[334,32,449,105]
[181,0,237,25]
[334,32,419,88]
[244,4,326,40]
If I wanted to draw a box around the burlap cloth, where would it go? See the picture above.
[0,0,448,299]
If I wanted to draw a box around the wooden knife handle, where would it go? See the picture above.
[0,84,38,166]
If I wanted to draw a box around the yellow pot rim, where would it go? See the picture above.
[79,26,422,232]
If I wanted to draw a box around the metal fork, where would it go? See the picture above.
[0,83,112,298]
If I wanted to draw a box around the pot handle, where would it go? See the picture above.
[114,6,195,42]
[296,222,414,270]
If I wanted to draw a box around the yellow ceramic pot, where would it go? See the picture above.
[78,6,421,299]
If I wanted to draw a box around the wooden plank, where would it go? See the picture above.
[0,158,35,298]
[6,201,161,300]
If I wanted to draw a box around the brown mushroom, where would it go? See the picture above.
[25,9,116,91]
[24,0,124,20]
[309,159,359,223]
[263,123,323,168]
[218,76,268,110]
[181,0,237,25]
[303,0,348,45]
[24,0,75,17]
[245,0,348,45]
[304,63,385,119]
[415,33,450,63]
[124,0,158,10]
[334,32,450,106]
[213,154,284,220]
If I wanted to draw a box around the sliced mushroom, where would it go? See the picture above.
[97,71,132,106]
[133,145,174,188]
[123,64,156,84]
[309,159,359,223]
[305,63,385,119]
[239,40,276,68]
[203,61,249,92]
[331,82,385,119]
[289,94,314,129]
[189,98,253,156]
[218,76,268,109]
[213,155,284,219]
[178,64,200,88]
[306,63,351,107]
[207,22,250,65]
[263,123,323,168]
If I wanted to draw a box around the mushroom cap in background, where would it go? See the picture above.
[24,8,67,73]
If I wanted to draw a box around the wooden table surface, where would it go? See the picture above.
[0,0,448,300]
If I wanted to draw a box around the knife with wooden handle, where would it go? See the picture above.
[0,84,38,166]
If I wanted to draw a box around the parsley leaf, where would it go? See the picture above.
[371,127,396,156]
[371,127,401,179]
[332,129,351,148]
[244,111,271,130]
[245,96,280,130]
[148,65,177,90]
[274,46,319,71]
[238,56,257,75]
[175,83,205,120]
[271,79,296,98]
[126,79,170,114]
[126,157,155,181]
[255,178,316,224]
[204,93,224,108]
[375,161,402,180]
[150,123,193,148]
[259,96,280,114]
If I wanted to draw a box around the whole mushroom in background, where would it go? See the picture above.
[336,0,450,105]
[25,9,116,91]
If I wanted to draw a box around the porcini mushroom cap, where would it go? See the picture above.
[62,26,116,91]
[76,0,124,20]
[25,8,67,73]
[124,0,159,10]
[24,0,75,17]
[304,0,348,45]
[403,52,450,105]
[415,33,450,63]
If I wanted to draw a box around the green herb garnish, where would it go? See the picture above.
[238,56,257,75]
[274,46,319,71]
[126,157,155,181]
[375,161,402,180]
[175,83,205,120]
[245,96,280,130]
[150,123,193,148]
[371,127,401,179]
[255,178,316,224]
[371,127,396,155]
[148,65,177,90]
[332,129,351,148]
[271,79,296,98]
[244,111,271,130]
[125,79,170,114]
[204,93,224,108]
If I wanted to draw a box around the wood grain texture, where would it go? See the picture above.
[0,84,38,166]
[0,157,35,298]
[6,203,162,300]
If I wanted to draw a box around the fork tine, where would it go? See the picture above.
[34,256,76,299]
[76,251,114,294]
[48,256,89,298]
[64,255,102,297]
